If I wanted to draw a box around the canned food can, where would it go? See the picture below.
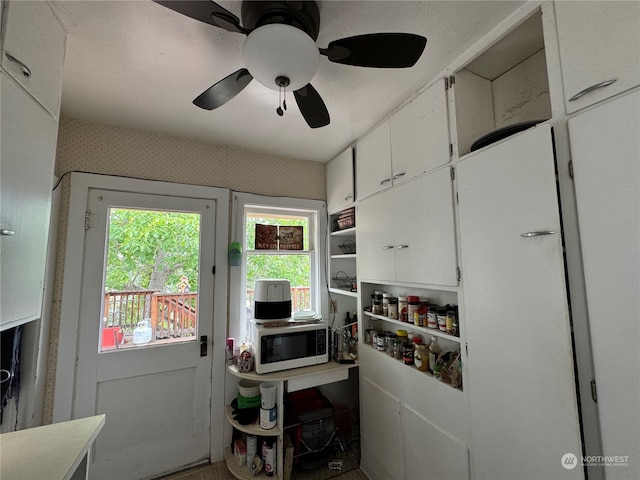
[262,439,276,477]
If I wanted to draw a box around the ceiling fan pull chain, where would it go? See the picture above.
[277,85,284,116]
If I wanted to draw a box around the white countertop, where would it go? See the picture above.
[0,414,105,480]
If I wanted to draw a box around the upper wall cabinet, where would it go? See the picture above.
[452,11,551,157]
[555,1,640,114]
[356,80,451,200]
[355,120,392,200]
[389,80,450,184]
[1,1,66,117]
[326,147,354,213]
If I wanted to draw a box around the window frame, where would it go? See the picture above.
[230,193,328,343]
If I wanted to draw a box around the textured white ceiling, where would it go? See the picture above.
[51,1,525,162]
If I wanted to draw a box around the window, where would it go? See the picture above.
[232,194,327,341]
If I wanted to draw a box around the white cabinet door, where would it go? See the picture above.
[326,147,354,213]
[357,169,457,286]
[555,1,640,114]
[390,80,450,183]
[1,1,66,117]
[356,191,396,282]
[1,74,58,330]
[569,91,640,480]
[356,120,392,200]
[457,124,583,479]
[394,170,457,286]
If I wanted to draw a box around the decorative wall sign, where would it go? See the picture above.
[255,224,303,250]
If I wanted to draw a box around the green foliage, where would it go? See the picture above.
[106,208,200,292]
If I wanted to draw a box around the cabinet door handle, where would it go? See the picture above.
[344,194,353,201]
[5,53,31,78]
[380,178,392,185]
[569,79,617,102]
[383,245,395,250]
[1,229,16,236]
[521,231,556,238]
[393,172,406,180]
[395,244,409,249]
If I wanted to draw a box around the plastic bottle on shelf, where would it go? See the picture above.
[428,337,442,374]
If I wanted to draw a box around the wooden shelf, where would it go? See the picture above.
[329,287,358,298]
[225,405,281,436]
[330,227,356,237]
[362,343,463,392]
[225,447,270,480]
[363,311,461,343]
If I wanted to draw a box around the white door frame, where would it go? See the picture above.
[53,172,229,463]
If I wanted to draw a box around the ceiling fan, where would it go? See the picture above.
[153,0,427,128]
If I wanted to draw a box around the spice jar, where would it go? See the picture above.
[407,296,420,325]
[402,343,414,365]
[427,305,438,329]
[382,293,392,317]
[388,297,398,319]
[385,333,398,357]
[396,329,408,345]
[437,307,448,332]
[392,337,403,359]
[414,344,429,371]
[398,296,408,322]
[446,310,455,335]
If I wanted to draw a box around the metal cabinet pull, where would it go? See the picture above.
[383,245,395,250]
[5,53,31,78]
[569,79,617,102]
[521,231,556,238]
[395,244,409,249]
[1,229,16,236]
[393,172,406,180]
[344,194,353,201]
[380,178,392,185]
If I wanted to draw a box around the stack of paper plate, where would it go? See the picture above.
[291,310,322,323]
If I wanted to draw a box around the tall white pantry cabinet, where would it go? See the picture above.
[326,2,640,480]
[0,1,66,331]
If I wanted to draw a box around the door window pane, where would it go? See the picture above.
[100,208,200,352]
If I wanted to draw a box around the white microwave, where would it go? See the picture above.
[252,322,329,374]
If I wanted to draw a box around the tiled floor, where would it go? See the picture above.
[157,461,368,480]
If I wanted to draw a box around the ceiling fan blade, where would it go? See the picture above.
[193,68,253,110]
[153,0,249,34]
[320,33,427,68]
[293,84,330,129]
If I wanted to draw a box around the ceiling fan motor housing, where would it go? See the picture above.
[241,1,321,40]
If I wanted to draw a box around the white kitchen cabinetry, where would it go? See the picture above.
[0,1,65,331]
[358,283,468,480]
[357,168,457,287]
[457,124,583,480]
[389,79,450,181]
[555,1,640,114]
[568,90,639,480]
[356,81,451,200]
[1,0,66,117]
[326,148,354,213]
[1,75,59,331]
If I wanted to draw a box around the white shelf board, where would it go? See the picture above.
[363,310,461,343]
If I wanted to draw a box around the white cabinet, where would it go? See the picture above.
[1,0,66,117]
[555,1,640,114]
[1,74,58,331]
[357,168,457,287]
[390,79,450,181]
[457,124,583,479]
[356,81,451,200]
[326,148,354,213]
[355,120,392,200]
[568,90,640,480]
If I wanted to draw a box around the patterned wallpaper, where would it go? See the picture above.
[43,116,327,422]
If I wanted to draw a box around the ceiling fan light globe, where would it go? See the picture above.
[242,24,319,92]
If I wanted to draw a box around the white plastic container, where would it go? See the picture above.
[133,320,152,345]
[259,405,277,429]
[260,382,277,409]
